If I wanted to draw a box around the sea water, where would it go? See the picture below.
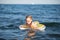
[0,4,60,40]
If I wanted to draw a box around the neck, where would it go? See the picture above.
[26,22,32,27]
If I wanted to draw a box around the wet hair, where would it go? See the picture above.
[26,15,32,19]
[26,15,32,26]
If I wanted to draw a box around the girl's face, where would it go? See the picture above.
[26,18,32,24]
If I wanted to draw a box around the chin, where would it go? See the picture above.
[27,23,31,24]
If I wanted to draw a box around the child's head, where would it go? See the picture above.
[26,15,32,24]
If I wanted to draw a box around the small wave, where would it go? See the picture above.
[47,34,60,38]
[0,38,6,40]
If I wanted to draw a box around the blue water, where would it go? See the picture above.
[0,4,60,40]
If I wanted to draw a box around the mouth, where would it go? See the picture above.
[27,22,31,24]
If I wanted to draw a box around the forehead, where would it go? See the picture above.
[26,18,32,20]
